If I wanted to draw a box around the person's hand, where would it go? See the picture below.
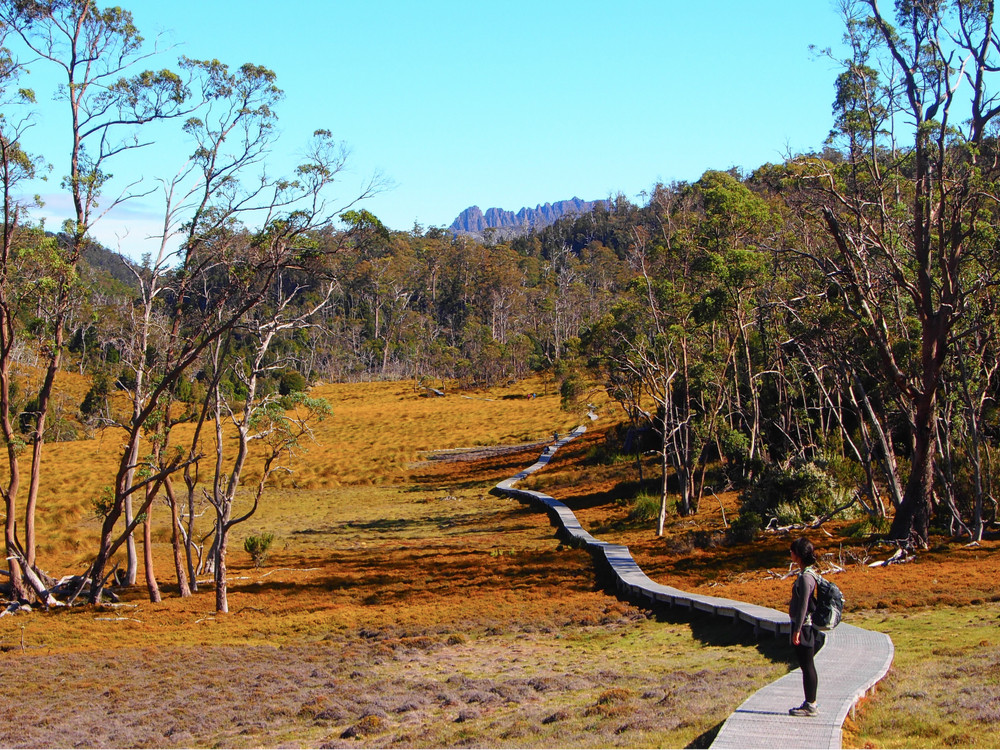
[792,630,801,646]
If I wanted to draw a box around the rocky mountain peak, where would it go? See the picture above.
[449,197,599,239]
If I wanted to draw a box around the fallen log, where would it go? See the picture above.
[51,575,119,603]
[6,555,62,609]
[868,548,915,567]
[0,602,29,617]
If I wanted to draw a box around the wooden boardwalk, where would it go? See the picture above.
[495,426,894,749]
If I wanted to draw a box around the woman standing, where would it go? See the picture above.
[788,536,824,716]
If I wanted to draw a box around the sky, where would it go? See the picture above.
[14,0,850,259]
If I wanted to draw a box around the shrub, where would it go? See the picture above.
[586,443,632,466]
[718,423,755,481]
[559,371,585,410]
[738,461,845,525]
[596,687,634,705]
[18,396,39,435]
[277,369,307,396]
[172,375,194,403]
[115,369,137,391]
[244,532,275,568]
[80,372,111,419]
[91,486,115,520]
[340,715,385,739]
[773,502,802,526]
[846,516,890,539]
[585,688,635,717]
[628,493,661,523]
[727,511,762,543]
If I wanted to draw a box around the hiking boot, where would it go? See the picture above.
[789,701,818,717]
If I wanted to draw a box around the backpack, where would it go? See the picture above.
[808,570,844,630]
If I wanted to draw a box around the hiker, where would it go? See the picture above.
[788,536,825,717]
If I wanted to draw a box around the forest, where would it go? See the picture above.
[0,0,999,623]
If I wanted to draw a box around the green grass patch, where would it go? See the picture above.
[849,605,1000,748]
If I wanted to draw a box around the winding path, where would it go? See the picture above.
[494,425,894,749]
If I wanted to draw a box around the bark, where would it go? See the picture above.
[0,354,26,601]
[122,446,139,585]
[888,396,936,545]
[142,503,161,603]
[657,443,669,537]
[25,328,64,568]
[163,478,191,597]
[849,373,902,512]
[86,469,175,604]
[18,554,61,608]
[214,520,229,614]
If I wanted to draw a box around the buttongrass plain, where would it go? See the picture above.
[1,374,998,747]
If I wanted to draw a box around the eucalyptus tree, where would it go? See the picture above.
[935,288,1000,538]
[342,233,421,375]
[0,1,385,604]
[592,173,781,531]
[0,15,49,602]
[693,171,778,472]
[109,57,292,600]
[0,0,196,582]
[775,248,903,520]
[83,133,383,605]
[538,243,590,365]
[596,238,708,531]
[203,284,334,614]
[799,0,1000,545]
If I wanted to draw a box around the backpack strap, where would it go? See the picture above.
[804,567,821,603]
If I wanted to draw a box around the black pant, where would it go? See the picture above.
[794,642,818,703]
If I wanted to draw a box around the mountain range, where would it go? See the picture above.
[449,197,599,239]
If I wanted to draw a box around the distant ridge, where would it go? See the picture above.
[449,197,599,239]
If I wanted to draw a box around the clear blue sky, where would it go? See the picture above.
[18,0,848,257]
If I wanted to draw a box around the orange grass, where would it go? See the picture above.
[2,374,997,747]
[0,376,789,749]
[11,375,606,573]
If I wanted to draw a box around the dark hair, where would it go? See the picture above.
[790,537,816,566]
